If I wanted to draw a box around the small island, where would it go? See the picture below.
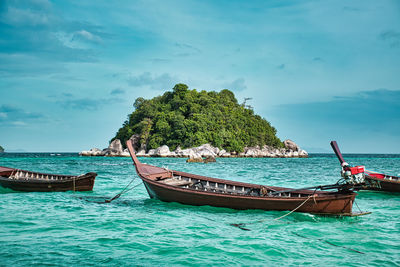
[0,145,4,153]
[80,84,308,158]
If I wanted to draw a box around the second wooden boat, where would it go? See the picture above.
[364,171,400,192]
[0,166,97,192]
[126,140,360,215]
[331,141,400,193]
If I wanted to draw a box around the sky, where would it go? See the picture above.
[0,0,399,153]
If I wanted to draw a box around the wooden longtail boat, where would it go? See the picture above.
[127,140,358,215]
[331,141,400,193]
[0,166,97,192]
[364,171,400,192]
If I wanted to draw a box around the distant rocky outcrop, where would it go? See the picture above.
[79,139,130,157]
[80,138,308,158]
[0,145,4,153]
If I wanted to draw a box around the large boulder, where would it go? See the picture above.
[193,144,217,157]
[218,149,226,157]
[186,151,203,163]
[136,149,147,157]
[174,146,184,157]
[182,148,196,157]
[147,149,156,157]
[155,145,171,157]
[108,139,124,155]
[299,149,308,158]
[284,139,299,151]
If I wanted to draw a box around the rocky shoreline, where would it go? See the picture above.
[79,138,308,159]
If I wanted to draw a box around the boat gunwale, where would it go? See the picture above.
[0,172,97,184]
[365,174,400,184]
[0,166,93,178]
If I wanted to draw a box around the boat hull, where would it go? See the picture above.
[142,178,355,214]
[0,167,96,192]
[362,175,400,193]
[0,174,96,192]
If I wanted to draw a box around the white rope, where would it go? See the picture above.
[274,194,314,221]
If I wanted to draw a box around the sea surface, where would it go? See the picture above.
[0,153,399,266]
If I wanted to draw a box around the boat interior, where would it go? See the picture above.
[156,174,312,198]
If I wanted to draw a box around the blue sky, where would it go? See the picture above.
[0,0,399,153]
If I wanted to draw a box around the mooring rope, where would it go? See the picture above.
[105,176,141,203]
[274,194,315,221]
[229,189,318,230]
[354,199,362,213]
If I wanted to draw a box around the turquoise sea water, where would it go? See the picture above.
[0,153,399,266]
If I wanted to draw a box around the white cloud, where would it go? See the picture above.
[73,30,102,43]
[127,72,178,90]
[3,7,50,26]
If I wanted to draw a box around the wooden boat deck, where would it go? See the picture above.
[158,174,313,198]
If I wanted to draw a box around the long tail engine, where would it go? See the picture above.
[341,162,366,184]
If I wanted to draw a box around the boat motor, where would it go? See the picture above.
[341,162,366,185]
[331,141,366,185]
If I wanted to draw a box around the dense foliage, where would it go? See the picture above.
[112,84,283,152]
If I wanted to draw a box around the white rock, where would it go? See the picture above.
[221,152,232,157]
[199,149,216,157]
[121,151,130,157]
[108,139,124,155]
[79,150,90,156]
[174,146,183,157]
[284,139,299,151]
[186,151,203,163]
[193,144,216,157]
[178,148,192,157]
[245,148,258,157]
[299,149,308,157]
[100,148,108,156]
[137,149,147,156]
[218,149,226,157]
[147,149,156,156]
[90,148,102,156]
[155,145,171,157]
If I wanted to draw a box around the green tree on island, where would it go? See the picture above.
[112,84,283,152]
